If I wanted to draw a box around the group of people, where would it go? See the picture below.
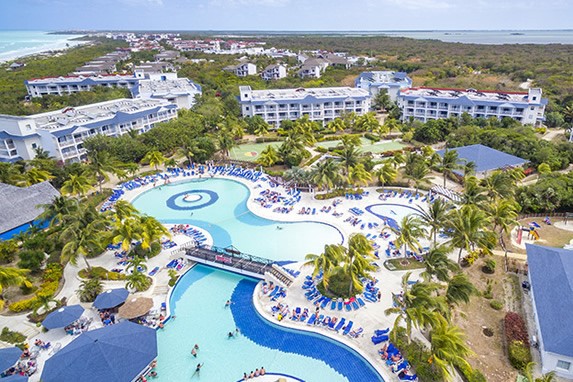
[3,360,37,377]
[99,310,116,326]
[242,367,266,380]
[65,317,92,335]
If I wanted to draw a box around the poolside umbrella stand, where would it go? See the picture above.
[0,347,23,374]
[92,288,129,310]
[42,305,84,329]
[40,321,157,382]
[118,297,154,319]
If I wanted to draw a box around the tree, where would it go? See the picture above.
[112,217,142,252]
[138,215,170,253]
[418,198,452,245]
[537,163,551,177]
[86,150,121,193]
[0,267,30,309]
[217,128,237,158]
[372,89,392,111]
[111,200,138,222]
[445,205,497,263]
[482,170,517,201]
[403,153,431,193]
[39,196,79,227]
[461,176,488,206]
[344,233,377,295]
[440,149,461,187]
[126,256,148,274]
[143,150,166,171]
[445,273,477,308]
[125,271,151,292]
[354,112,380,132]
[256,145,280,167]
[303,244,344,289]
[17,167,54,187]
[421,245,459,282]
[327,118,346,133]
[338,144,362,175]
[348,163,372,187]
[524,362,557,382]
[375,163,397,187]
[61,174,94,198]
[429,316,473,381]
[391,216,428,255]
[311,159,342,191]
[77,278,103,303]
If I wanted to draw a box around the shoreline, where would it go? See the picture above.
[0,32,89,63]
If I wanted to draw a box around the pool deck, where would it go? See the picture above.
[7,168,443,381]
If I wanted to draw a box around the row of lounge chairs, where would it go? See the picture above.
[374,332,418,381]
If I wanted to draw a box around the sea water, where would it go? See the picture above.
[0,30,83,62]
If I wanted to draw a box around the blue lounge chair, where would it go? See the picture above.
[321,298,331,309]
[148,266,159,276]
[268,286,280,298]
[337,301,343,311]
[357,298,366,307]
[330,300,337,310]
[345,303,352,312]
[334,318,346,332]
[307,314,317,325]
[375,328,390,336]
[400,374,417,381]
[342,321,353,335]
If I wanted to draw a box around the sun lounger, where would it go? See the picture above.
[351,301,359,310]
[375,328,390,336]
[268,286,280,298]
[330,300,337,310]
[334,318,346,332]
[321,298,331,309]
[148,266,159,276]
[371,335,389,344]
[357,297,366,307]
[337,301,343,311]
[400,374,417,381]
[345,303,352,312]
[307,314,317,325]
[342,321,353,335]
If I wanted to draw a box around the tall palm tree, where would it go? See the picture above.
[345,233,377,295]
[327,118,346,133]
[339,144,361,175]
[461,176,488,206]
[283,167,310,187]
[256,145,280,167]
[390,151,405,168]
[445,205,497,263]
[487,198,520,237]
[404,153,431,193]
[524,362,557,382]
[445,273,477,308]
[440,149,461,187]
[418,198,452,246]
[375,162,397,188]
[86,150,121,193]
[482,170,516,201]
[385,272,442,343]
[38,196,79,227]
[429,315,473,381]
[111,218,142,252]
[311,159,342,191]
[421,245,459,282]
[60,208,107,270]
[126,256,148,273]
[384,118,400,136]
[391,216,427,255]
[253,120,270,136]
[143,150,166,171]
[138,215,170,253]
[111,200,138,222]
[125,271,151,292]
[354,112,380,132]
[17,167,54,186]
[61,174,94,198]
[0,267,30,309]
[304,244,344,289]
[348,163,372,187]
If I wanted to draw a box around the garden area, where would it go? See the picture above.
[316,137,405,153]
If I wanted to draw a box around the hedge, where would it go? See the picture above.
[508,340,532,371]
[8,264,63,313]
[318,133,362,142]
[255,137,284,143]
[78,266,126,281]
[364,132,380,142]
[455,360,487,382]
[315,188,364,200]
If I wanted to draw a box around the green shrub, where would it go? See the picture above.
[8,298,36,313]
[255,137,284,143]
[315,188,364,200]
[315,146,328,154]
[364,132,380,142]
[265,170,285,177]
[490,300,504,310]
[482,258,496,274]
[393,327,444,381]
[43,263,64,282]
[0,327,26,344]
[482,279,494,299]
[508,340,532,371]
[303,154,322,167]
[79,266,126,280]
[455,360,487,382]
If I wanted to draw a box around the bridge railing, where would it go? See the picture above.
[197,245,275,266]
[185,245,273,275]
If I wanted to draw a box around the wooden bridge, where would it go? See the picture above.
[183,245,294,286]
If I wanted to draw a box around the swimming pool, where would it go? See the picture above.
[156,265,384,382]
[131,178,343,262]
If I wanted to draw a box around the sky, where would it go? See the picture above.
[0,0,572,31]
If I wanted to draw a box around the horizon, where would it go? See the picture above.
[3,28,573,33]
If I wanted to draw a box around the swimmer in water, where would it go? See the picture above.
[276,226,283,230]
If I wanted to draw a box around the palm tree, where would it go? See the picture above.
[524,362,557,382]
[125,271,151,292]
[303,244,344,289]
[404,153,431,193]
[488,198,520,237]
[33,293,58,315]
[17,167,54,186]
[421,245,459,282]
[112,218,142,252]
[283,167,310,187]
[482,170,516,201]
[344,233,377,295]
[86,150,121,193]
[348,163,372,187]
[76,278,103,303]
[440,149,460,187]
[0,267,30,309]
[354,112,380,132]
[445,273,477,308]
[126,256,148,273]
[327,118,346,133]
[375,163,397,188]
[256,145,280,167]
[339,144,361,175]
[418,198,452,245]
[384,117,400,136]
[311,159,342,191]
[217,128,237,158]
[138,215,170,253]
[111,200,138,222]
[253,120,270,136]
[60,218,106,270]
[445,205,497,264]
[391,216,427,255]
[429,315,473,381]
[143,150,166,171]
[390,151,405,168]
[461,176,488,206]
[462,161,476,180]
[385,272,442,343]
[38,196,79,227]
[61,174,94,198]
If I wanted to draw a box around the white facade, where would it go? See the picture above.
[239,86,371,127]
[298,59,329,79]
[0,99,178,163]
[224,62,257,77]
[132,73,202,109]
[397,87,547,125]
[261,65,287,81]
[25,75,140,98]
[355,71,413,101]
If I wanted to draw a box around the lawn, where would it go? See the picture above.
[506,218,573,254]
[316,137,405,153]
[228,142,280,162]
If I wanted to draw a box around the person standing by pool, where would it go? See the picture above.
[192,363,203,378]
[191,348,197,357]
[225,299,232,308]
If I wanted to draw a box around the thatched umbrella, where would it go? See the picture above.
[118,297,154,319]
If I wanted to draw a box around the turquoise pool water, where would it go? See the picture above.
[156,265,351,381]
[131,178,343,262]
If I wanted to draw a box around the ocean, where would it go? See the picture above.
[0,31,85,62]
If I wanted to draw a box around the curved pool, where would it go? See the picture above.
[131,178,343,262]
[156,265,384,382]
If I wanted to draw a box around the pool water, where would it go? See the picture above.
[132,178,343,262]
[156,265,354,382]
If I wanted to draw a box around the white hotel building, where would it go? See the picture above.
[397,87,547,125]
[0,99,177,163]
[239,86,371,127]
[25,74,140,98]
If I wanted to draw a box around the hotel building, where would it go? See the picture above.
[25,74,140,98]
[0,99,178,163]
[261,64,287,81]
[354,71,412,101]
[397,87,547,125]
[238,86,371,127]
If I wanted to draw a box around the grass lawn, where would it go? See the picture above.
[384,257,425,271]
[229,142,281,162]
[316,137,405,153]
[506,218,573,254]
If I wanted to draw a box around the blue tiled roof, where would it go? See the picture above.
[526,244,573,357]
[436,144,527,173]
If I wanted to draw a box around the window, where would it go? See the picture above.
[557,360,571,371]
[31,143,37,149]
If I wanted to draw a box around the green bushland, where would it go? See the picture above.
[78,266,126,280]
[9,263,63,313]
[0,327,26,345]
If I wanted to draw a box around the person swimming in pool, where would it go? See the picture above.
[276,226,283,230]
